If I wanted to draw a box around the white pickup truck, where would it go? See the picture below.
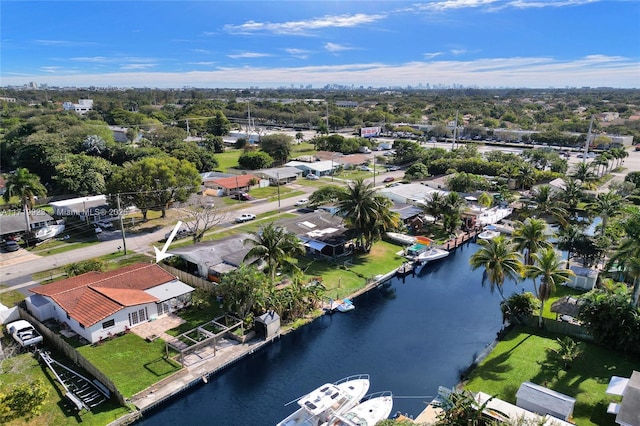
[6,320,43,347]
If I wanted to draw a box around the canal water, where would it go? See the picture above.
[138,241,535,425]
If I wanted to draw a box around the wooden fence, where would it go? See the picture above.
[521,315,593,341]
[18,307,128,407]
[159,264,217,293]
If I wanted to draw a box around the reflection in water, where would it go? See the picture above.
[138,242,535,425]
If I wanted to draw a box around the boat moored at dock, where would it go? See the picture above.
[414,248,449,263]
[277,374,370,426]
[322,391,394,426]
[385,232,416,246]
[477,226,501,240]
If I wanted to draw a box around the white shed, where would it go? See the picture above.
[568,265,598,291]
[516,382,575,421]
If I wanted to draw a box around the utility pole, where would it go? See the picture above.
[276,172,281,208]
[584,115,594,164]
[116,193,127,255]
[451,109,459,151]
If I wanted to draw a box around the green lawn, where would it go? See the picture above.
[541,285,587,319]
[300,240,406,299]
[165,294,225,336]
[214,149,242,171]
[0,286,27,307]
[464,326,640,426]
[0,352,131,426]
[77,333,181,398]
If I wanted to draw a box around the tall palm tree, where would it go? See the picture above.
[586,191,626,235]
[570,162,597,189]
[559,178,585,216]
[441,192,465,234]
[512,218,553,265]
[607,207,640,307]
[515,163,536,190]
[244,223,304,283]
[2,168,47,232]
[423,191,447,223]
[469,237,523,302]
[337,178,399,252]
[525,247,575,327]
[530,185,568,227]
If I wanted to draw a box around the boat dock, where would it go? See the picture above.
[437,228,480,251]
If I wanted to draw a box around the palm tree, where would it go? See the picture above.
[512,218,553,265]
[525,247,575,327]
[2,168,47,232]
[571,162,597,189]
[337,178,399,252]
[244,223,304,283]
[557,223,584,268]
[441,192,465,235]
[423,191,447,223]
[469,236,523,302]
[515,163,536,190]
[586,191,626,235]
[530,185,568,227]
[607,207,640,307]
[477,192,493,209]
[559,178,585,216]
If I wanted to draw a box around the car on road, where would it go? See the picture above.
[94,227,103,234]
[306,174,319,180]
[386,166,401,171]
[383,177,395,183]
[295,198,309,206]
[2,240,20,252]
[235,213,256,223]
[96,220,114,229]
[358,166,372,171]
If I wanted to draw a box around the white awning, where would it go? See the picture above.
[606,376,629,396]
[305,240,327,251]
[145,280,194,302]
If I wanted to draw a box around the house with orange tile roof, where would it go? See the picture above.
[26,263,194,343]
[203,173,260,196]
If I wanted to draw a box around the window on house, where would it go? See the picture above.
[102,319,115,329]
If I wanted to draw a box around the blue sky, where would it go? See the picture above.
[2,0,639,88]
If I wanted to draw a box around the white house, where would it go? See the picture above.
[27,263,194,343]
[285,160,337,177]
[377,183,447,206]
[62,99,94,115]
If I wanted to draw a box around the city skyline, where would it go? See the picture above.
[2,0,639,89]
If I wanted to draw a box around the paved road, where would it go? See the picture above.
[2,146,637,294]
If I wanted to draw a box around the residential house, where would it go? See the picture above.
[62,99,94,115]
[26,263,194,343]
[170,234,262,282]
[275,211,354,258]
[285,160,337,177]
[253,167,303,185]
[203,174,259,196]
[378,183,447,206]
[0,209,54,240]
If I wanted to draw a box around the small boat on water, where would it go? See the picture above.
[477,226,500,240]
[385,232,416,246]
[415,248,449,263]
[322,391,394,426]
[277,374,370,426]
[336,299,355,313]
[491,221,516,235]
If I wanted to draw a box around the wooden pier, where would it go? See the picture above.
[437,228,480,251]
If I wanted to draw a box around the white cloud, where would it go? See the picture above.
[227,52,272,59]
[450,49,467,55]
[10,55,636,89]
[70,56,111,63]
[408,0,598,13]
[324,43,353,53]
[224,13,387,35]
[120,63,157,70]
[191,49,211,54]
[188,62,217,66]
[34,39,97,47]
[424,52,444,59]
[285,48,311,59]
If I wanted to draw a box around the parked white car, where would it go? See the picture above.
[235,213,256,223]
[306,174,319,180]
[295,198,309,206]
[6,320,43,347]
[96,220,113,229]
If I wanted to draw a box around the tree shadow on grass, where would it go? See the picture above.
[143,357,181,377]
[468,351,514,382]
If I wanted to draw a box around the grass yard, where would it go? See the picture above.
[540,285,587,319]
[214,149,242,171]
[165,296,225,336]
[0,286,27,307]
[300,240,406,299]
[77,333,181,398]
[464,326,640,426]
[0,352,130,426]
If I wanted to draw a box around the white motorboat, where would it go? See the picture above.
[385,232,416,246]
[491,221,516,235]
[415,248,449,263]
[34,224,66,241]
[277,374,370,426]
[336,299,355,313]
[323,391,394,426]
[477,226,500,240]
